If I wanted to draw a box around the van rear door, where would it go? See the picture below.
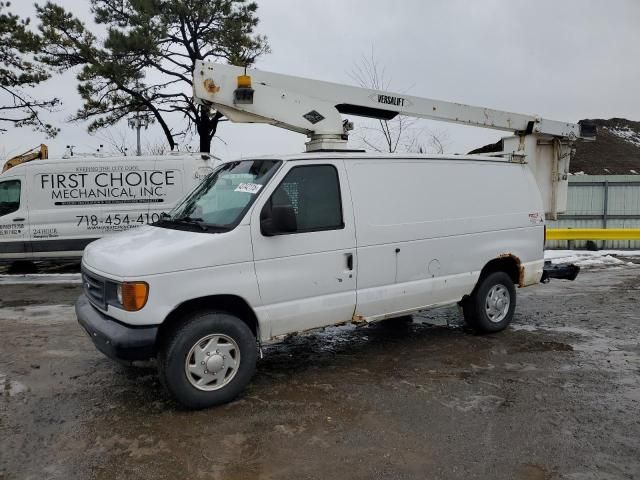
[0,174,30,259]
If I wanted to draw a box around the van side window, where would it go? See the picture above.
[262,165,344,234]
[0,180,21,217]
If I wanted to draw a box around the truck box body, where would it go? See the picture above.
[0,154,217,260]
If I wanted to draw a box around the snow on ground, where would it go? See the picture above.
[605,126,640,148]
[0,304,76,323]
[0,273,81,285]
[0,373,27,397]
[545,250,640,267]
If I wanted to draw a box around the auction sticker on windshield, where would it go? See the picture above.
[234,183,263,194]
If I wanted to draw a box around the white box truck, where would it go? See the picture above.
[0,153,218,261]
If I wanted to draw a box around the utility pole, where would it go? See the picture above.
[128,113,150,156]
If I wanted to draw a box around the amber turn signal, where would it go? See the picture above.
[117,282,149,311]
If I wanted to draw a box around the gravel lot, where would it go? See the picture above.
[1,265,639,480]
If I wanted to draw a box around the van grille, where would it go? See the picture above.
[82,267,106,310]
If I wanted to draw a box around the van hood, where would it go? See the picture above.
[82,225,253,277]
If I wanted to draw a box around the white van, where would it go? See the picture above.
[0,153,217,261]
[76,153,546,409]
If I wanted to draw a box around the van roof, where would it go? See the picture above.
[1,152,219,175]
[224,152,516,164]
[1,151,514,177]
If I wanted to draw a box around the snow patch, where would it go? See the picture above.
[1,304,75,324]
[606,126,640,147]
[545,250,640,267]
[0,273,81,285]
[0,373,28,397]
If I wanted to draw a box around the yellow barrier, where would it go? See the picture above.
[546,228,640,241]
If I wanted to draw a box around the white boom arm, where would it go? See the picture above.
[193,61,595,217]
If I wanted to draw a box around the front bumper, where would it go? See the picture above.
[76,294,158,362]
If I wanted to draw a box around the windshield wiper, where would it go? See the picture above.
[173,216,208,231]
[160,211,171,219]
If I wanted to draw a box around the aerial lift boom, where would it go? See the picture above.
[193,61,595,218]
[2,144,48,173]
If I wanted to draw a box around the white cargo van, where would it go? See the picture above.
[77,153,547,408]
[0,153,217,261]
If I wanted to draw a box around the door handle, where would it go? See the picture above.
[13,218,25,222]
[345,253,353,271]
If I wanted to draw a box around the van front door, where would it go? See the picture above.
[250,160,357,339]
[0,177,30,259]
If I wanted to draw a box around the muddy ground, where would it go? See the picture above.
[1,266,639,480]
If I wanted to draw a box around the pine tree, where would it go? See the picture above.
[0,1,59,136]
[37,0,269,153]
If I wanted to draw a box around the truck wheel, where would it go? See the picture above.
[158,310,257,409]
[463,272,516,333]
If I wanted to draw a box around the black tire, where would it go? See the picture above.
[158,310,257,409]
[462,271,516,333]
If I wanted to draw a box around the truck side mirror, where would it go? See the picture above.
[261,205,297,236]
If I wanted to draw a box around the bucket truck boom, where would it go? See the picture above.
[193,61,595,218]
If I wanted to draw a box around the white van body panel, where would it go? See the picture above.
[78,153,545,343]
[344,158,544,320]
[0,154,217,260]
[82,225,261,329]
[83,224,254,277]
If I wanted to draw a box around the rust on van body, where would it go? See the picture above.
[498,253,526,287]
[203,79,220,94]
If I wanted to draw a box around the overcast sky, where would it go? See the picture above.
[2,0,639,160]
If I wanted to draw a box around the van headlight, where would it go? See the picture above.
[111,281,149,311]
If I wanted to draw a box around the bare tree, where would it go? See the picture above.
[349,49,448,154]
[92,128,132,156]
[404,127,450,154]
[145,139,170,156]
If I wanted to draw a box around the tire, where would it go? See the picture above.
[462,271,516,333]
[158,310,257,409]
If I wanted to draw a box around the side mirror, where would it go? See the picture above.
[261,205,297,236]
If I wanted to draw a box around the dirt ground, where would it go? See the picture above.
[1,266,639,480]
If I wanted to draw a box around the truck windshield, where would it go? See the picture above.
[159,159,281,232]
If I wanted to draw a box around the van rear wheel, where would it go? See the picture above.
[158,310,257,409]
[463,272,516,333]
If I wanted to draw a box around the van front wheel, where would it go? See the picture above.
[463,272,516,333]
[158,310,257,409]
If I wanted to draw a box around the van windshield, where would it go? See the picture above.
[0,179,21,217]
[158,159,281,233]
